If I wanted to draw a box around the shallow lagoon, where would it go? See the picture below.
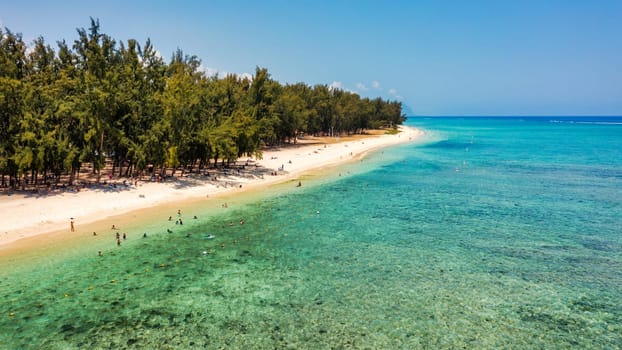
[1,117,621,349]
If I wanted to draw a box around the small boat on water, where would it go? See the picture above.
[205,234,216,240]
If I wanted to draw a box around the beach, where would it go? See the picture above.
[0,126,422,256]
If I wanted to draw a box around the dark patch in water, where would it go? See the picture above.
[570,297,611,313]
[517,305,587,333]
[580,239,616,252]
[60,323,74,333]
[422,140,479,150]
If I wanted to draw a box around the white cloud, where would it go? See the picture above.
[154,50,164,60]
[356,82,368,91]
[239,72,253,81]
[388,88,403,99]
[200,64,220,78]
[328,81,359,93]
[329,81,344,91]
[196,64,253,81]
[372,81,380,89]
[25,43,35,57]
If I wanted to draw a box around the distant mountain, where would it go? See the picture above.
[401,103,415,117]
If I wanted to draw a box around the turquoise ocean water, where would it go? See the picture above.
[1,117,621,349]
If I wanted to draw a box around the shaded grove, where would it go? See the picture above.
[0,19,404,189]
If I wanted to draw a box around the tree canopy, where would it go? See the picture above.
[0,19,405,189]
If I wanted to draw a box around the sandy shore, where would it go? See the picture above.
[0,126,422,254]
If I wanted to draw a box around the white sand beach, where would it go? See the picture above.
[0,126,422,253]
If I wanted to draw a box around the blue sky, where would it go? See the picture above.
[2,0,621,116]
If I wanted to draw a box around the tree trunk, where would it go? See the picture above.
[124,162,132,177]
[69,166,75,186]
[97,129,104,183]
[112,158,117,177]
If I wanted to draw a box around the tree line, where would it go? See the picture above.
[0,19,405,189]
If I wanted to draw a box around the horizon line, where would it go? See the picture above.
[406,115,622,118]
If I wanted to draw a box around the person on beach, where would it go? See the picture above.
[111,224,116,230]
[70,220,75,232]
[168,216,172,221]
[93,231,97,236]
[122,232,126,240]
[177,209,181,217]
[116,232,120,240]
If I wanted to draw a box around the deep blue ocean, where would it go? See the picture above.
[1,117,621,349]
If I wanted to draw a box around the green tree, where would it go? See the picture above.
[0,28,27,188]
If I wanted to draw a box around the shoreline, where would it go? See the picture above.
[0,126,423,258]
